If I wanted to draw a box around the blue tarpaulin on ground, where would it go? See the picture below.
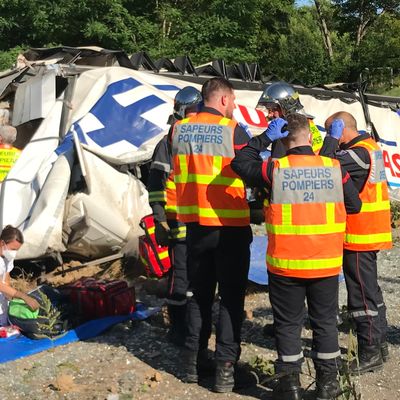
[0,303,158,364]
[248,235,345,286]
[249,235,268,285]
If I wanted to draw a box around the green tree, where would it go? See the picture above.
[269,6,337,84]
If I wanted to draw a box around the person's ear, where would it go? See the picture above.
[221,95,227,107]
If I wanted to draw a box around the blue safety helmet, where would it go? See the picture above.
[173,86,202,120]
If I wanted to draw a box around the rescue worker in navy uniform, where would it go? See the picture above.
[256,81,323,158]
[171,77,252,393]
[321,111,392,374]
[232,113,361,400]
[147,86,202,346]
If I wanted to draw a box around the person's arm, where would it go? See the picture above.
[319,135,339,159]
[320,119,370,190]
[231,135,272,187]
[147,137,171,223]
[147,168,168,223]
[320,139,370,192]
[341,166,362,214]
[232,118,287,187]
[0,281,39,310]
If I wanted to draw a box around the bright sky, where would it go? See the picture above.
[296,0,313,6]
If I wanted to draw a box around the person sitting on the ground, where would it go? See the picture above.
[0,225,39,326]
[0,125,21,182]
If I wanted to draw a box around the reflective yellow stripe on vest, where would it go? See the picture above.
[360,200,390,212]
[166,180,176,189]
[266,222,346,235]
[176,205,249,219]
[267,254,343,270]
[174,149,243,186]
[345,232,392,245]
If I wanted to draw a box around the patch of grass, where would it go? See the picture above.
[340,330,362,400]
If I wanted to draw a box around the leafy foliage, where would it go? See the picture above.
[0,0,399,86]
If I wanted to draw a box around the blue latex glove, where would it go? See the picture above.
[329,118,344,140]
[264,118,289,141]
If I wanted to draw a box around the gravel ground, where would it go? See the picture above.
[0,230,399,400]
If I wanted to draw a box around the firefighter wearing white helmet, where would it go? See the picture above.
[257,81,323,154]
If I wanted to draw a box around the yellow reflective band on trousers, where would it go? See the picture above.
[267,254,342,270]
[345,232,392,244]
[266,222,346,235]
[176,205,249,219]
[148,191,166,203]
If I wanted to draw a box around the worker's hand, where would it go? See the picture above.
[264,118,289,141]
[155,221,170,247]
[25,296,40,311]
[329,118,344,140]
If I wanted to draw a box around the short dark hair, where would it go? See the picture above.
[201,77,234,102]
[0,225,24,244]
[286,113,309,137]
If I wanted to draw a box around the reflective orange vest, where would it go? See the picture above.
[344,138,392,251]
[0,145,20,182]
[172,112,249,226]
[265,154,346,278]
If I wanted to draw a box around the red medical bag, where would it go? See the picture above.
[138,214,171,278]
[60,277,135,320]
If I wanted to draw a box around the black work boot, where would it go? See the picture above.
[272,373,303,400]
[381,342,389,362]
[181,350,198,383]
[213,361,235,393]
[315,370,341,400]
[350,343,383,375]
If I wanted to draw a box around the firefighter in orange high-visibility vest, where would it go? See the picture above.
[321,111,392,375]
[147,87,202,347]
[171,77,252,393]
[0,125,21,182]
[232,113,361,400]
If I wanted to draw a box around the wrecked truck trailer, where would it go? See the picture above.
[0,46,399,267]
